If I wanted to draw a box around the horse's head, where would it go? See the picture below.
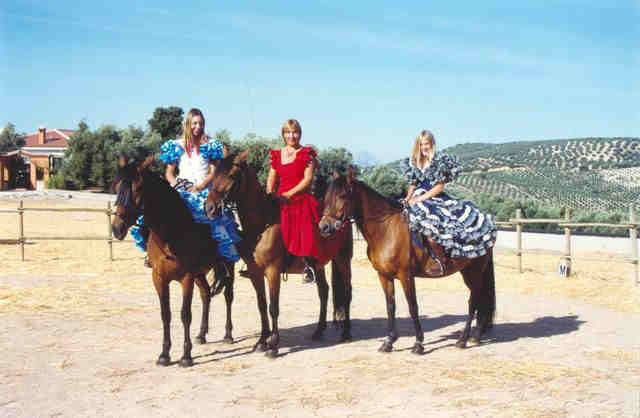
[111,155,154,240]
[319,168,356,238]
[204,150,249,220]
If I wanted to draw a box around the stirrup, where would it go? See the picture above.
[425,258,445,276]
[302,265,316,284]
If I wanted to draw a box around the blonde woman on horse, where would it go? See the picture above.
[404,130,497,275]
[130,108,240,291]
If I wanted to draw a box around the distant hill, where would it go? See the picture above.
[376,137,640,213]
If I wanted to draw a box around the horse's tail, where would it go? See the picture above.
[331,223,353,326]
[476,251,496,330]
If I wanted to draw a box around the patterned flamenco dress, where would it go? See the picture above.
[404,152,497,259]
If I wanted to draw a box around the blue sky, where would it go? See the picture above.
[1,1,637,163]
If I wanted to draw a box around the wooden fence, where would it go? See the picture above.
[0,201,119,262]
[498,207,638,286]
[1,201,638,286]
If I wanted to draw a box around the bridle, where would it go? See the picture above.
[321,182,355,232]
[113,177,144,224]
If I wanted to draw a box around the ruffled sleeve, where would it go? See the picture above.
[429,153,461,184]
[299,146,317,166]
[201,139,224,161]
[159,140,184,164]
[403,158,420,186]
[270,149,280,170]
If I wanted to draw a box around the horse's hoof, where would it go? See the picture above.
[255,342,268,353]
[411,343,424,355]
[311,330,324,341]
[179,357,194,368]
[196,336,206,345]
[455,340,467,349]
[378,342,392,353]
[340,333,353,343]
[156,355,171,366]
[223,336,234,344]
[265,348,279,359]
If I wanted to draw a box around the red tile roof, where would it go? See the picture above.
[23,129,75,148]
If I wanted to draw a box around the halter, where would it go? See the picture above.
[321,182,355,232]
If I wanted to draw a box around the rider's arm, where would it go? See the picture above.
[194,162,216,192]
[405,185,416,201]
[165,163,178,187]
[411,182,444,204]
[281,160,314,199]
[266,167,277,195]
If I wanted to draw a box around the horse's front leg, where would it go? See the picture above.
[179,276,195,367]
[222,275,234,343]
[311,265,329,341]
[265,265,281,358]
[398,273,424,355]
[247,261,270,352]
[194,275,211,344]
[153,271,172,366]
[377,273,398,353]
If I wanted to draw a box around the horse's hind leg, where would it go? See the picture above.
[194,275,211,344]
[153,272,172,366]
[398,274,424,355]
[222,276,234,343]
[377,273,398,353]
[456,294,475,349]
[311,266,329,341]
[179,277,195,367]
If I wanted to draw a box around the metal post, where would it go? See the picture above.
[19,200,24,261]
[107,201,113,261]
[630,206,638,287]
[561,209,571,277]
[516,208,522,274]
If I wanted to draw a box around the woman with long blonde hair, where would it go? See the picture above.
[130,108,240,294]
[404,129,496,275]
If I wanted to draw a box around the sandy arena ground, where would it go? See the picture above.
[1,194,639,417]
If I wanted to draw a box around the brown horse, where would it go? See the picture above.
[203,150,353,358]
[111,156,232,367]
[319,171,496,354]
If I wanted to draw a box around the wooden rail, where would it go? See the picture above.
[507,206,638,286]
[0,200,126,261]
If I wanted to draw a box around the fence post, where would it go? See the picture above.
[19,200,24,261]
[630,206,638,287]
[516,208,522,273]
[107,201,113,261]
[560,209,572,277]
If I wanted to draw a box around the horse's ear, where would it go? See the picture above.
[234,149,249,164]
[138,155,155,172]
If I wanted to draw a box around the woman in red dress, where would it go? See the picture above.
[266,119,321,283]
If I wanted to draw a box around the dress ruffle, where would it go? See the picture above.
[159,139,224,164]
[159,140,184,164]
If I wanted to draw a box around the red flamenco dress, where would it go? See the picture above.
[271,146,323,259]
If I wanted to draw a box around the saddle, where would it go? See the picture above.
[410,230,448,277]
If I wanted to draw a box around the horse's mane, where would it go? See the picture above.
[327,176,402,212]
[140,169,194,228]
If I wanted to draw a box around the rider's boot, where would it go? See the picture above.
[211,259,234,296]
[425,242,446,276]
[302,256,317,284]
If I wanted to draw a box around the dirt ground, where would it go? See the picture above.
[1,195,639,417]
